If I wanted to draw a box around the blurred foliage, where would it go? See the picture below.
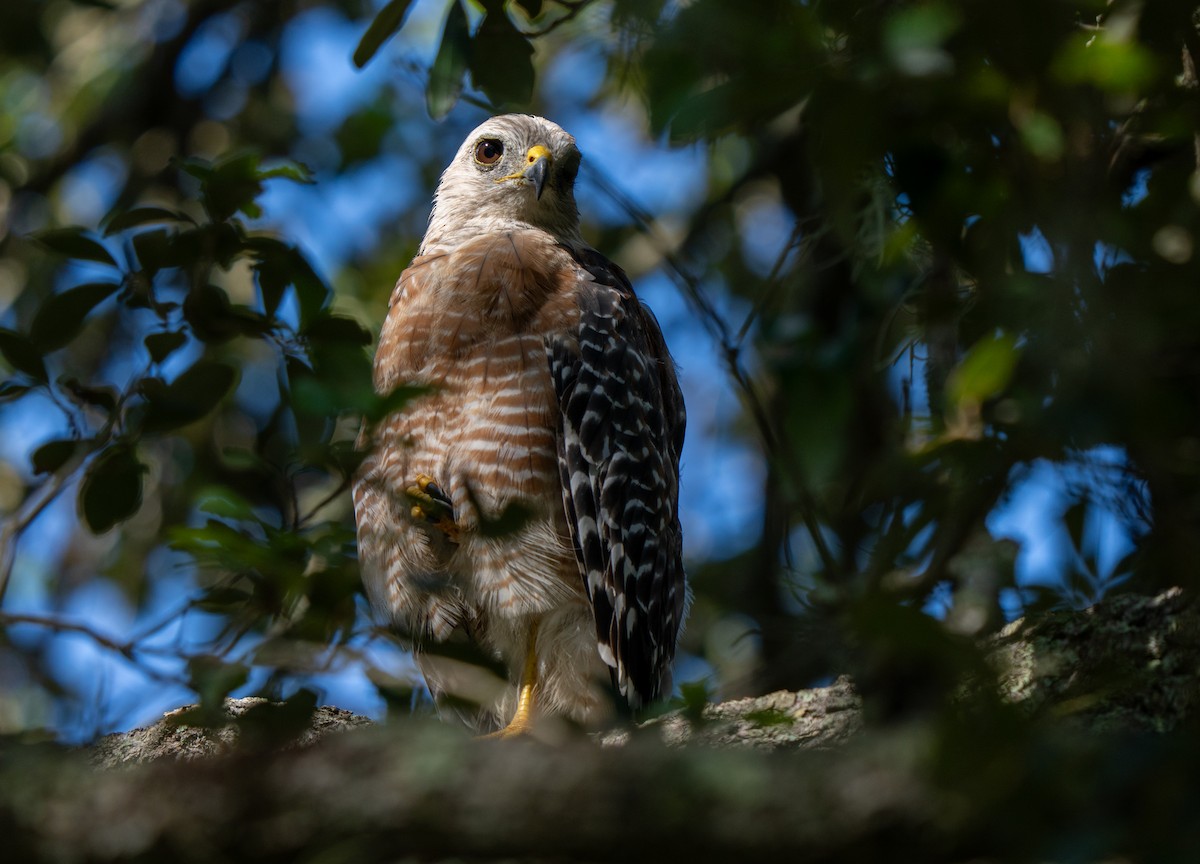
[0,0,1197,813]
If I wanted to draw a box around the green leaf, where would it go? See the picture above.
[79,444,144,533]
[469,8,535,109]
[31,227,119,267]
[258,162,315,184]
[0,329,47,382]
[102,207,193,236]
[141,359,239,433]
[32,438,84,475]
[197,487,257,521]
[427,0,471,120]
[30,282,120,351]
[353,0,415,68]
[946,333,1020,409]
[145,331,188,363]
[1053,33,1158,94]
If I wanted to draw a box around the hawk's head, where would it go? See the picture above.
[424,114,584,251]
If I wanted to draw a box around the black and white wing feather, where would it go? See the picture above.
[549,247,687,708]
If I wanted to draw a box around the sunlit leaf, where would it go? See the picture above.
[259,162,315,184]
[30,282,120,351]
[79,443,144,533]
[427,0,470,120]
[198,487,257,521]
[31,227,119,267]
[1053,33,1159,94]
[353,0,415,68]
[946,333,1020,409]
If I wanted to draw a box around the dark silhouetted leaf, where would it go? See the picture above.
[184,154,316,222]
[236,688,318,747]
[32,438,84,475]
[79,443,143,533]
[427,0,471,120]
[60,378,118,413]
[183,656,249,722]
[1064,499,1087,552]
[248,237,292,317]
[303,314,372,346]
[0,381,31,402]
[291,249,332,326]
[195,586,254,613]
[513,0,543,19]
[144,331,188,363]
[187,153,264,222]
[30,282,120,351]
[183,284,269,343]
[0,329,47,381]
[335,103,393,167]
[469,9,535,108]
[131,228,178,276]
[31,227,119,267]
[142,359,238,432]
[353,0,415,68]
[102,207,193,236]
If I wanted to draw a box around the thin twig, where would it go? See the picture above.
[0,471,71,604]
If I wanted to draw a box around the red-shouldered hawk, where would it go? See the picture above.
[353,114,686,735]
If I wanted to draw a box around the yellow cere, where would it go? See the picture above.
[495,144,553,183]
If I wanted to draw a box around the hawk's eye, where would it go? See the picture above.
[474,139,504,165]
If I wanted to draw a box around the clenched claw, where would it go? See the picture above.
[405,473,461,543]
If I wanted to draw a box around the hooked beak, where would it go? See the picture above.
[524,153,550,200]
[508,144,552,199]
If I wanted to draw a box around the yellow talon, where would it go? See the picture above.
[405,474,460,543]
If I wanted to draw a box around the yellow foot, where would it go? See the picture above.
[477,622,539,740]
[405,473,460,543]
[478,716,534,740]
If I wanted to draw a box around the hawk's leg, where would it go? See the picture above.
[481,622,540,739]
[405,473,460,543]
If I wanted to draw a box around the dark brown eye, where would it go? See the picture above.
[474,138,504,165]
